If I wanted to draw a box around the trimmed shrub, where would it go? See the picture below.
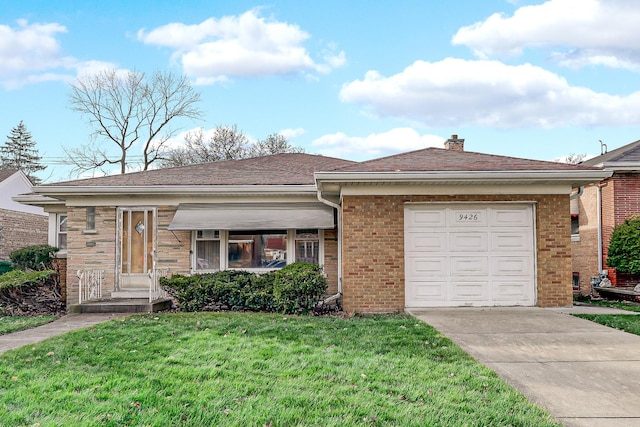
[10,245,60,271]
[608,217,640,275]
[273,262,327,313]
[160,262,327,314]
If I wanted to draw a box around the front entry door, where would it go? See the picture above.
[118,208,156,289]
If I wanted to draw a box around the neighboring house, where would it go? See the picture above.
[17,136,609,313]
[572,139,640,292]
[0,169,47,259]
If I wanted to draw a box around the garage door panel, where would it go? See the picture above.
[449,232,488,252]
[492,256,532,276]
[451,281,490,300]
[407,209,446,228]
[406,232,447,252]
[492,281,534,301]
[491,232,532,251]
[450,256,488,275]
[450,208,487,227]
[406,256,447,276]
[490,207,531,227]
[407,281,447,302]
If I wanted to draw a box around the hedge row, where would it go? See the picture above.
[160,262,328,314]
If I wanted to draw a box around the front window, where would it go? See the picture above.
[228,230,287,269]
[57,214,68,250]
[192,228,323,271]
[195,230,221,271]
[295,229,320,264]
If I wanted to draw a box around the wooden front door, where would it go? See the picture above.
[118,208,156,289]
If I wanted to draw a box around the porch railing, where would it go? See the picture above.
[148,268,170,302]
[77,269,104,304]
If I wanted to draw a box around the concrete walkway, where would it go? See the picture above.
[409,306,640,427]
[0,313,124,355]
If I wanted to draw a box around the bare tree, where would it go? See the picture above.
[161,125,249,167]
[249,133,305,157]
[565,153,587,164]
[66,69,202,175]
[160,126,304,168]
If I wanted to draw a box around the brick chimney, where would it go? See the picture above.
[444,134,464,151]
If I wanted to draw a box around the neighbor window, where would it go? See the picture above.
[571,214,579,237]
[57,214,68,250]
[228,230,287,269]
[195,230,220,271]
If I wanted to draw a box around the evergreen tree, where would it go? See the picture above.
[0,121,46,184]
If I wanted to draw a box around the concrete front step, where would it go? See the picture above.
[69,298,173,314]
[111,290,150,299]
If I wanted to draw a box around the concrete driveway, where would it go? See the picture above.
[409,306,640,427]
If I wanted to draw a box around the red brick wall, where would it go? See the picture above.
[601,173,640,286]
[341,194,572,313]
[0,208,47,259]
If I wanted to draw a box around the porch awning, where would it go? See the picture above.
[168,203,335,230]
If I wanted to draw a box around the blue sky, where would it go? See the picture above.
[2,0,640,182]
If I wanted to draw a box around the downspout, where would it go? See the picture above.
[317,188,342,305]
[597,183,603,273]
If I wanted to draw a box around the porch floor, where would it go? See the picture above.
[68,298,173,314]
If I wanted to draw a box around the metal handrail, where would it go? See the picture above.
[77,269,104,303]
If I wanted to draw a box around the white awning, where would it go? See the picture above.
[168,203,335,230]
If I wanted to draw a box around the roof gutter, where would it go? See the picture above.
[315,170,612,187]
[31,184,319,197]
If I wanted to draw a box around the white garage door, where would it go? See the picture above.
[405,204,535,307]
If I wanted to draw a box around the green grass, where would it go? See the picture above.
[0,315,58,335]
[0,313,559,426]
[575,313,640,336]
[574,294,640,312]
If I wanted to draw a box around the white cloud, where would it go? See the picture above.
[0,20,124,90]
[311,128,444,160]
[0,19,77,89]
[138,9,345,83]
[452,0,640,70]
[339,58,640,129]
[279,127,306,139]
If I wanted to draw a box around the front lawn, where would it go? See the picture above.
[0,315,58,335]
[575,313,640,336]
[0,313,559,426]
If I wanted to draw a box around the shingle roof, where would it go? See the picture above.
[581,139,640,166]
[333,147,598,172]
[0,169,18,183]
[42,153,356,187]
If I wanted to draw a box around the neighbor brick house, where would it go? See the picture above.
[0,169,47,259]
[572,139,640,292]
[18,136,609,312]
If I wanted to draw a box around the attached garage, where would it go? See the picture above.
[404,203,535,307]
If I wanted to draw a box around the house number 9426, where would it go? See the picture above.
[457,213,479,221]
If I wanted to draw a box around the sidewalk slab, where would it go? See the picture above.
[0,313,124,355]
[409,307,640,427]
